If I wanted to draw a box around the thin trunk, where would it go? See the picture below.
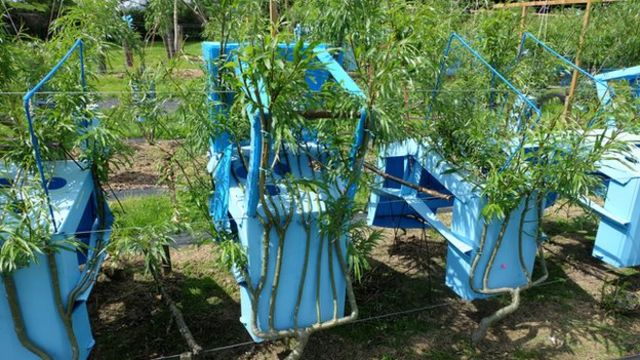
[124,43,134,68]
[151,266,202,355]
[47,252,79,360]
[364,162,451,200]
[97,53,107,74]
[163,35,174,59]
[472,288,521,344]
[174,0,180,54]
[269,0,279,37]
[285,331,310,360]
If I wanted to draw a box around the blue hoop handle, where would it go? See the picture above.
[429,33,542,172]
[23,39,87,233]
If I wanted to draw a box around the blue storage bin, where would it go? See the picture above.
[1,39,113,359]
[0,162,113,359]
[513,35,640,268]
[370,141,543,300]
[580,147,640,267]
[368,34,544,300]
[203,41,367,340]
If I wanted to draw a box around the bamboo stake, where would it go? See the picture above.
[563,0,593,117]
[494,0,618,8]
[173,0,180,55]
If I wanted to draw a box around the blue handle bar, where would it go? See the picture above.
[23,39,87,233]
[516,32,611,99]
[430,33,542,171]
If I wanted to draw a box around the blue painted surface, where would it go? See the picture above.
[583,136,640,267]
[368,34,543,300]
[23,38,87,233]
[509,34,640,268]
[369,141,542,300]
[1,39,112,359]
[0,162,113,359]
[519,38,640,268]
[203,42,366,340]
[594,65,640,105]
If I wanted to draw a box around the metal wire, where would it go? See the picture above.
[0,88,556,96]
[146,278,567,360]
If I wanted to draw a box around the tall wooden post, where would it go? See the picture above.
[564,0,593,117]
[270,0,279,37]
[519,6,528,38]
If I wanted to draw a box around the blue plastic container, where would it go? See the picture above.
[582,152,640,267]
[368,34,544,300]
[0,162,113,359]
[0,40,112,359]
[594,66,640,104]
[370,141,542,300]
[513,35,640,268]
[585,66,640,267]
[203,42,367,340]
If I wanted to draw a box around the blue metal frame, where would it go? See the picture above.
[2,39,113,359]
[368,33,545,300]
[205,42,366,226]
[514,32,612,105]
[594,65,640,104]
[431,33,542,171]
[511,34,640,268]
[22,39,87,233]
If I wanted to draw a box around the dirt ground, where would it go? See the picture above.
[109,141,178,192]
[89,144,640,360]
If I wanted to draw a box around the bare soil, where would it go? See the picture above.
[109,141,179,192]
[89,208,640,360]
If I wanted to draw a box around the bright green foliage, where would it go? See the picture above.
[347,220,383,282]
[51,0,139,66]
[0,185,54,274]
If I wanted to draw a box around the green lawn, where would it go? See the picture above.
[95,41,203,93]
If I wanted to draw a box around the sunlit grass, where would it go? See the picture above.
[95,41,203,92]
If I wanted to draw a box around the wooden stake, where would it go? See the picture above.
[519,6,528,39]
[269,0,279,37]
[174,0,180,54]
[494,0,618,8]
[563,0,593,118]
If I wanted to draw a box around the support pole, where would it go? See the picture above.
[269,0,279,37]
[173,0,180,55]
[519,6,528,39]
[563,0,593,117]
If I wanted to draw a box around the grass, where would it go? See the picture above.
[94,41,203,93]
[111,194,174,231]
[106,42,203,73]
